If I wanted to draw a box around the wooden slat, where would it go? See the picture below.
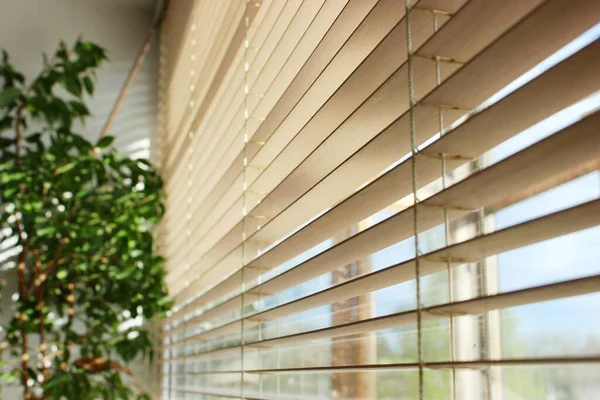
[165,0,414,285]
[164,1,386,265]
[251,111,600,298]
[250,36,600,269]
[252,274,600,348]
[166,0,353,249]
[164,2,245,186]
[164,273,600,359]
[251,199,600,323]
[167,198,600,344]
[162,0,390,263]
[244,0,539,236]
[161,0,244,213]
[161,0,294,228]
[168,25,600,319]
[168,356,600,373]
[171,32,600,320]
[163,0,488,293]
[165,0,460,284]
[162,0,261,173]
[168,0,597,299]
[164,110,600,337]
[178,0,314,201]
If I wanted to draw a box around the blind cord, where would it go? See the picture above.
[404,2,424,399]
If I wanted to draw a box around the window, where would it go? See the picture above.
[157,1,600,399]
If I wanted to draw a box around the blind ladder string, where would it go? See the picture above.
[405,2,424,399]
[431,8,458,399]
[240,0,252,397]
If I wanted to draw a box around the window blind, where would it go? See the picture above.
[157,0,600,399]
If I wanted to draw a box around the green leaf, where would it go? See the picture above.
[56,40,68,60]
[56,270,68,280]
[25,132,42,143]
[0,160,14,171]
[96,136,114,148]
[0,87,22,107]
[0,137,13,147]
[2,186,18,197]
[0,115,12,131]
[83,76,94,95]
[54,161,78,175]
[43,371,71,389]
[37,226,56,236]
[63,76,83,97]
[1,171,25,184]
[115,270,132,280]
[69,101,89,116]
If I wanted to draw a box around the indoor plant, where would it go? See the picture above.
[0,40,171,399]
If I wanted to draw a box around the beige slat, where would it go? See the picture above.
[166,0,462,290]
[167,198,600,345]
[251,35,600,269]
[251,198,600,323]
[161,0,287,219]
[242,0,573,253]
[163,0,457,278]
[165,0,552,294]
[168,0,351,232]
[164,111,600,337]
[169,356,600,373]
[241,0,541,226]
[250,111,600,298]
[165,0,413,284]
[162,0,384,269]
[164,1,244,171]
[164,0,405,277]
[251,274,600,348]
[162,0,263,173]
[168,0,352,240]
[169,0,600,307]
[245,0,583,248]
[164,274,600,359]
[170,356,600,375]
[180,0,307,189]
[161,2,366,219]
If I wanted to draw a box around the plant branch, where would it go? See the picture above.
[62,276,75,371]
[98,0,170,139]
[16,245,30,399]
[26,240,66,296]
[31,250,48,383]
[12,104,32,398]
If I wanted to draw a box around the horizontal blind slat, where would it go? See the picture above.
[250,110,600,298]
[163,110,600,335]
[164,197,600,341]
[168,0,596,300]
[163,273,600,358]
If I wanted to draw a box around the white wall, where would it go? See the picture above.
[0,0,159,397]
[0,0,157,157]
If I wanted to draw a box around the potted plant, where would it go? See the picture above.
[0,40,172,399]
